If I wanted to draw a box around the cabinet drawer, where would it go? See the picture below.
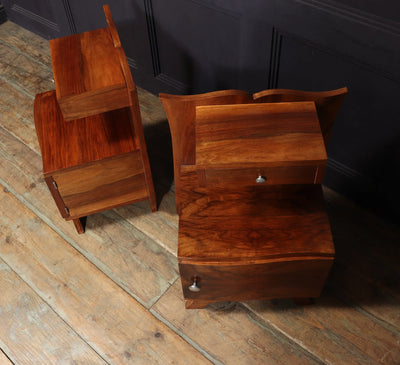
[197,165,324,188]
[180,258,333,302]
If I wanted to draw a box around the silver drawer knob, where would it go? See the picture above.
[188,278,201,292]
[256,175,266,184]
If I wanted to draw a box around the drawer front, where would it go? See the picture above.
[179,258,333,302]
[198,165,324,188]
[51,151,148,219]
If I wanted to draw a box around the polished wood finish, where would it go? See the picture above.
[50,152,147,219]
[161,88,345,308]
[49,4,130,121]
[179,185,334,264]
[178,178,334,309]
[50,27,129,121]
[195,102,326,168]
[34,91,137,174]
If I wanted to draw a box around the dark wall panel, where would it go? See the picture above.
[2,0,74,38]
[152,0,242,93]
[277,33,400,204]
[0,4,7,25]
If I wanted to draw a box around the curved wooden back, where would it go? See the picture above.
[253,87,348,147]
[105,4,157,211]
[159,90,252,212]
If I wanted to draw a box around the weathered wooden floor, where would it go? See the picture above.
[0,20,399,364]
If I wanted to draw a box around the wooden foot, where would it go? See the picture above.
[150,195,157,212]
[72,217,86,234]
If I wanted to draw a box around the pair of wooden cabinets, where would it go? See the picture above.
[34,5,347,308]
[160,88,347,308]
[34,5,156,234]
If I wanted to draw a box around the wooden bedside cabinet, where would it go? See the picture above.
[160,88,347,308]
[34,5,156,233]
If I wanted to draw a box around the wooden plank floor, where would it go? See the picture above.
[0,20,399,364]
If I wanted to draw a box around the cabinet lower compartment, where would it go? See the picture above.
[45,151,148,220]
[179,257,333,307]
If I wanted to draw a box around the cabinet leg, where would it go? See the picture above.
[72,217,86,234]
[150,196,157,212]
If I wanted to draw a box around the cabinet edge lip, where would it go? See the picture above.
[178,253,335,266]
[194,160,328,170]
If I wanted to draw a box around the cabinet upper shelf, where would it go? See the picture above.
[49,5,130,121]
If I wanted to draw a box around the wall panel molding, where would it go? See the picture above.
[143,0,160,76]
[11,3,59,32]
[187,0,240,18]
[295,0,400,35]
[268,28,282,89]
[279,29,400,83]
[327,158,364,180]
[127,57,138,70]
[60,0,76,34]
[155,73,187,93]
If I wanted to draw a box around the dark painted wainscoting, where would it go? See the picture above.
[0,4,7,25]
[3,0,400,220]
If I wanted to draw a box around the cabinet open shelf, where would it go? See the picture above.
[49,5,130,121]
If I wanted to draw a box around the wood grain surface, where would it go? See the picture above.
[179,184,334,263]
[0,258,106,364]
[253,88,348,147]
[52,152,148,219]
[49,27,129,120]
[195,102,326,168]
[34,90,137,174]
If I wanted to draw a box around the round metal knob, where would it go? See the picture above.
[256,175,266,184]
[188,278,201,292]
